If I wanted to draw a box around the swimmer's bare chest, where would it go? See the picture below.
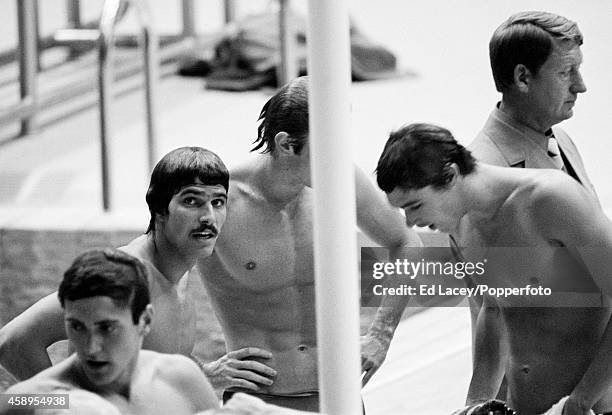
[143,274,197,355]
[212,188,315,291]
[200,188,318,336]
[198,190,321,392]
[105,373,197,415]
[456,209,598,297]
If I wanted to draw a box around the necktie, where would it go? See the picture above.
[547,136,565,171]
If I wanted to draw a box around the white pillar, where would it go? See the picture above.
[306,1,361,414]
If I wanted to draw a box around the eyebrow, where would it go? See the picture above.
[65,318,120,325]
[180,189,227,199]
[400,200,421,209]
[95,320,119,326]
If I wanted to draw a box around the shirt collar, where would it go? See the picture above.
[493,102,549,152]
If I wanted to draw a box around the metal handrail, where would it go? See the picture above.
[278,0,297,86]
[16,0,38,136]
[4,0,160,211]
[97,0,159,211]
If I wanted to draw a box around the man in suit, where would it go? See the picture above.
[470,11,596,196]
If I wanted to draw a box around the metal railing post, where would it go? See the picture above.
[224,0,236,24]
[16,0,38,136]
[66,0,82,28]
[181,0,196,37]
[98,0,126,211]
[33,0,42,72]
[11,0,159,210]
[277,0,297,86]
[133,0,159,172]
[96,0,158,210]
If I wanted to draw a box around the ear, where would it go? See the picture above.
[512,64,532,92]
[139,304,153,336]
[443,163,460,187]
[274,132,295,154]
[154,211,167,227]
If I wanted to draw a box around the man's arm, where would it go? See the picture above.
[359,295,409,385]
[534,178,612,414]
[354,166,422,384]
[0,293,66,380]
[354,166,422,250]
[161,354,219,412]
[465,294,506,405]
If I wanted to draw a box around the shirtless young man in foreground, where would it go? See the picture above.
[196,76,422,411]
[0,147,262,390]
[0,248,218,415]
[375,123,612,415]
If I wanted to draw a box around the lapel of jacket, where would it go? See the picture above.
[483,114,555,169]
[551,126,590,187]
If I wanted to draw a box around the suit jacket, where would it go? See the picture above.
[469,106,599,200]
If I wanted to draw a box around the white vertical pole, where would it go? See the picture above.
[306,1,361,414]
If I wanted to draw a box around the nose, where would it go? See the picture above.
[571,70,587,94]
[199,203,214,223]
[403,211,416,228]
[86,333,103,356]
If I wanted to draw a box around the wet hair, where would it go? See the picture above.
[376,123,476,193]
[490,11,583,92]
[251,76,309,155]
[58,248,150,324]
[145,147,229,234]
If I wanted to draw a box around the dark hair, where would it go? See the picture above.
[252,76,309,155]
[490,11,583,92]
[145,147,229,234]
[376,123,476,193]
[58,248,150,324]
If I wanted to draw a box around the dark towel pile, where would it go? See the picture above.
[179,10,414,91]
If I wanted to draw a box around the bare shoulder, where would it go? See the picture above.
[521,170,605,242]
[63,390,121,415]
[2,378,68,413]
[227,159,257,189]
[4,377,66,395]
[142,351,217,410]
[528,170,594,215]
[225,168,270,217]
[3,382,120,415]
[227,177,253,204]
[118,235,151,263]
[142,351,201,384]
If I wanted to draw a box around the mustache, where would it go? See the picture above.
[192,223,219,236]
